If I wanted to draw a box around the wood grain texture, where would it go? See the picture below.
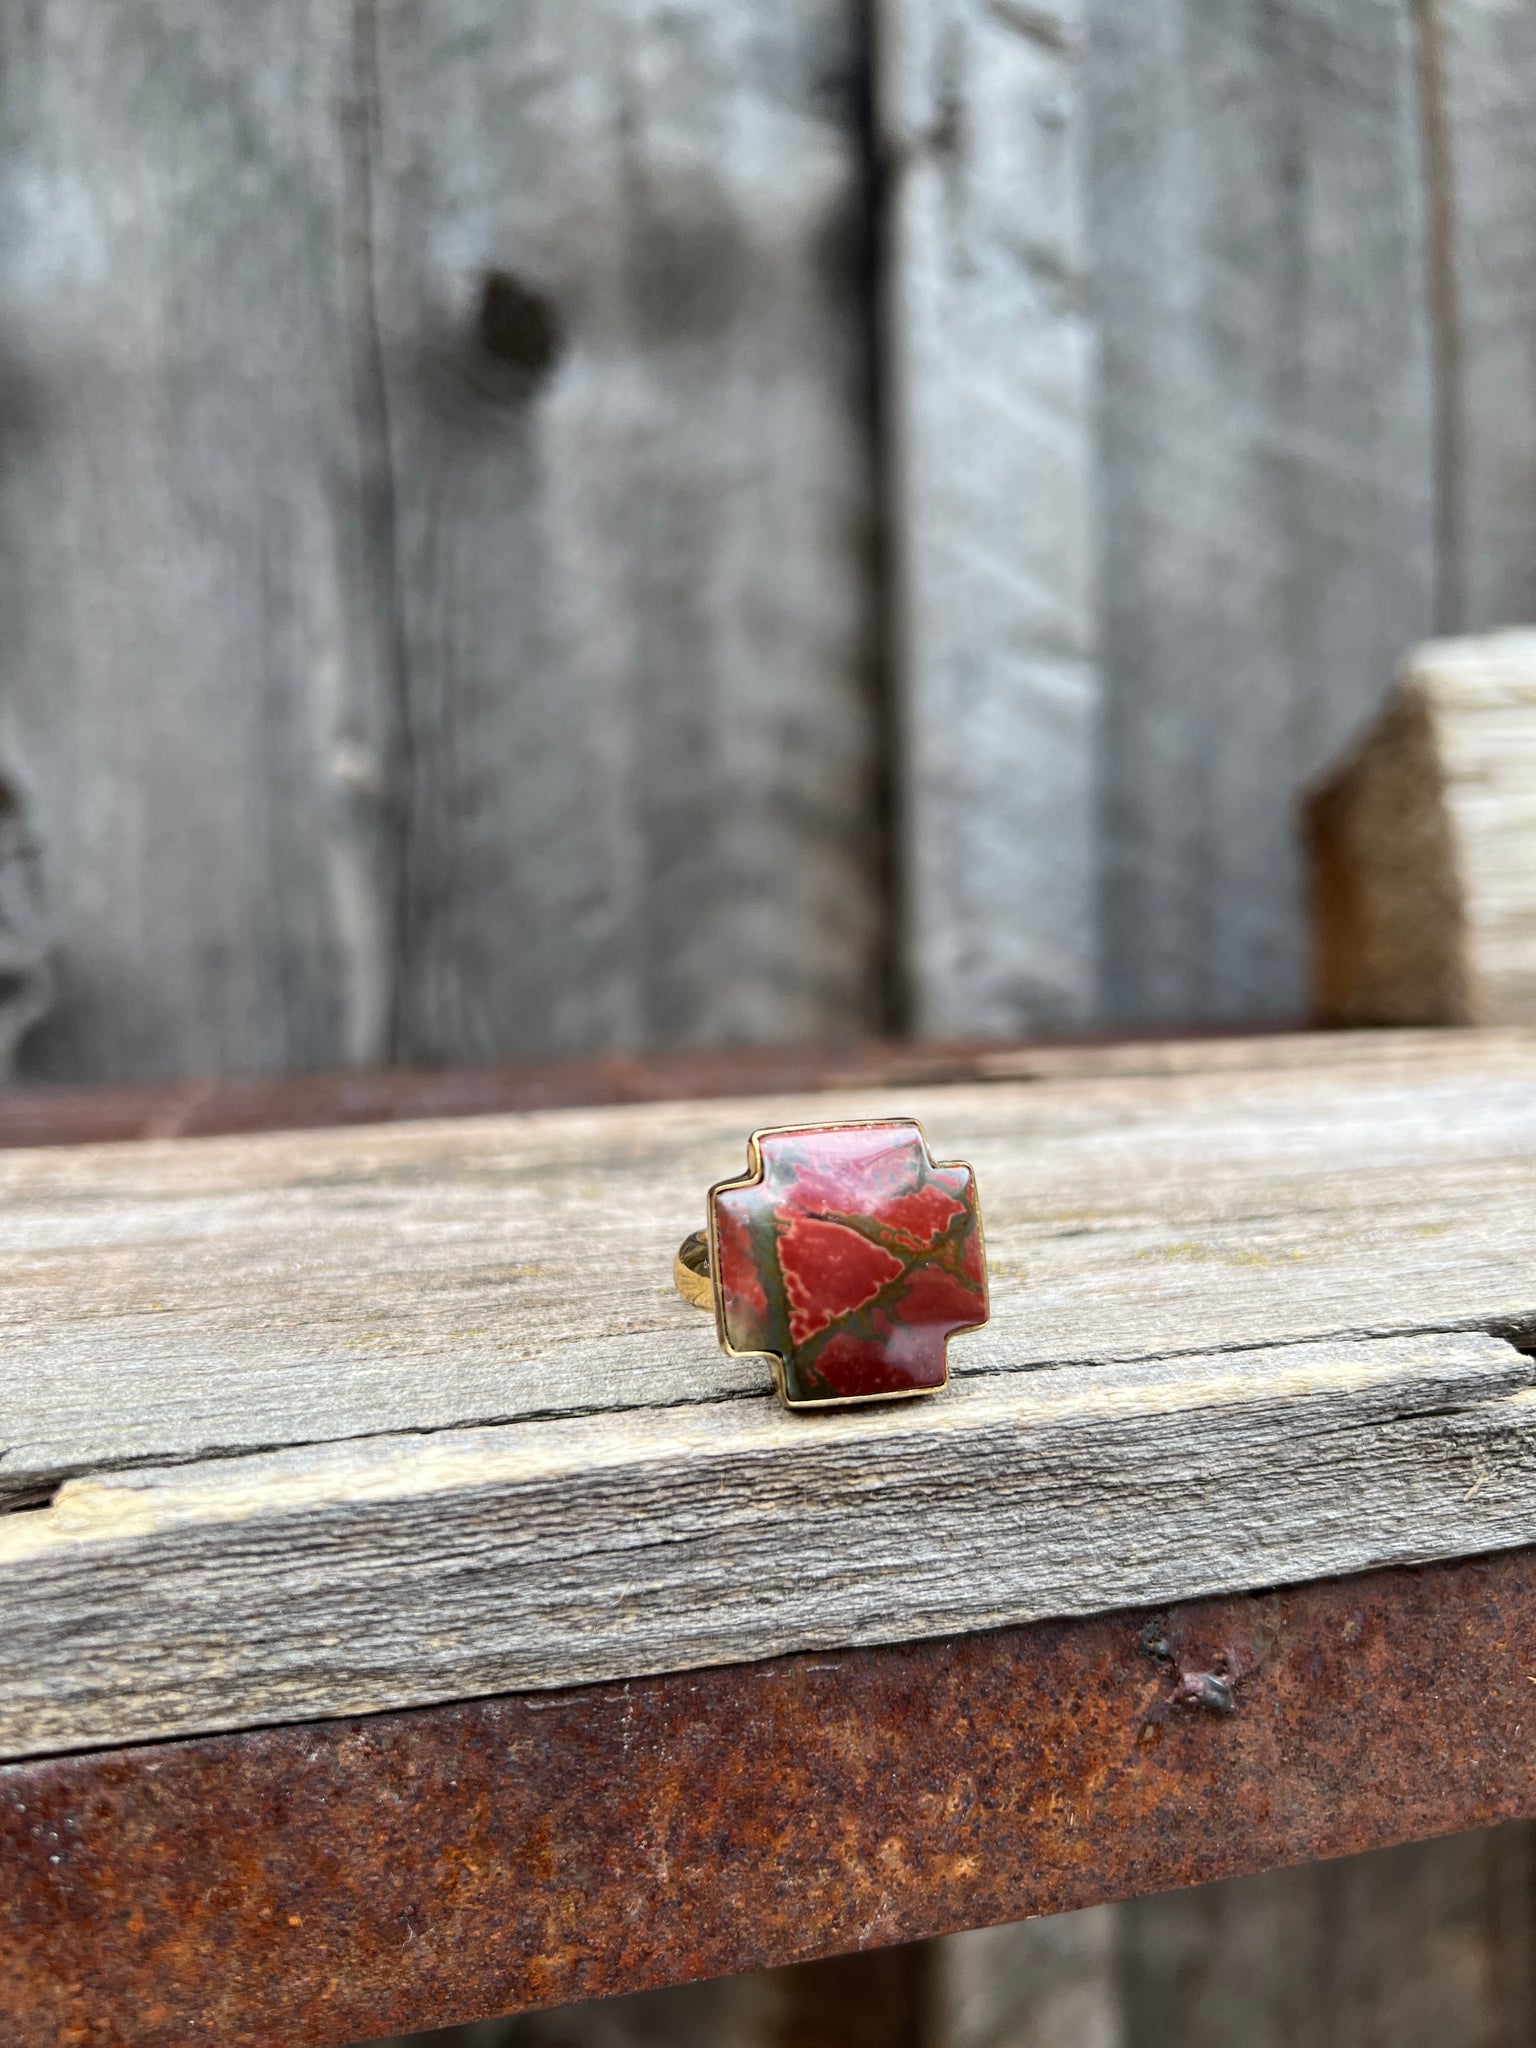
[877,0,1098,1035]
[0,772,52,1080]
[368,0,881,1061]
[1090,0,1437,1024]
[0,0,879,1083]
[6,1027,1536,1509]
[1308,632,1536,1026]
[1426,0,1536,636]
[1082,22,1536,2039]
[5,1030,1536,1758]
[3,1327,1535,1759]
[0,0,401,1081]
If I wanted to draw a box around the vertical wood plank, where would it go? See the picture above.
[367,0,882,1061]
[1119,1829,1534,2048]
[930,1905,1124,2048]
[876,0,1098,1035]
[1091,0,1436,1022]
[0,772,52,1075]
[1426,0,1536,633]
[0,0,404,1080]
[921,1832,1531,2048]
[0,0,879,1083]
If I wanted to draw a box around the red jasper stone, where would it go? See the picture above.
[711,1120,988,1405]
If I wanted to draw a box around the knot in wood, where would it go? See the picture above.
[476,270,562,384]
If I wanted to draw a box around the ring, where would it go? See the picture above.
[674,1118,988,1410]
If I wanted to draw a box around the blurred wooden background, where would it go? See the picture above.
[8,0,1535,1085]
[3,0,1536,2042]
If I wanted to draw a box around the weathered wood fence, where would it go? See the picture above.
[3,0,1534,1082]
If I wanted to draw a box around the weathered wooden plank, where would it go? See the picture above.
[876,0,1098,1034]
[367,0,881,1062]
[5,1029,1535,1509]
[0,1028,1334,1152]
[0,779,51,1080]
[0,0,400,1081]
[3,1327,1534,1757]
[1426,0,1536,634]
[1091,0,1436,1022]
[1308,632,1536,1026]
[6,1032,1536,1752]
[0,0,879,1085]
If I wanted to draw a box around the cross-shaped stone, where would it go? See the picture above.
[711,1119,988,1407]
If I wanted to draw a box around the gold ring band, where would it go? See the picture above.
[673,1229,714,1311]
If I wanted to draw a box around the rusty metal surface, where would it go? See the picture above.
[6,1548,1536,2047]
[0,1023,1292,1148]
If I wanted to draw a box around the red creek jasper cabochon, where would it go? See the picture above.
[711,1120,988,1405]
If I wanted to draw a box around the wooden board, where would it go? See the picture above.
[1090,0,1436,1023]
[5,1025,1533,1505]
[367,0,882,1062]
[1307,632,1536,1027]
[0,0,879,1084]
[5,1027,1536,1759]
[876,0,1098,1035]
[1428,0,1536,635]
[931,1905,1124,2048]
[0,0,392,1082]
[10,1,1536,1094]
[12,0,1536,1089]
[7,1325,1532,1758]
